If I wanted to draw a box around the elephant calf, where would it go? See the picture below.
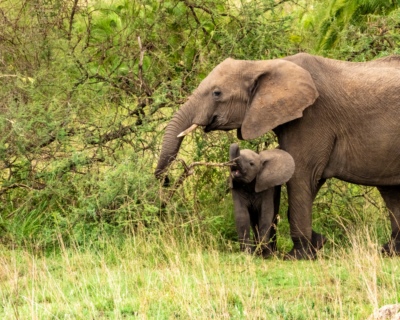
[229,143,295,258]
[229,143,326,259]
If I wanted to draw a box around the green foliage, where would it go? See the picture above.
[0,0,301,247]
[303,0,400,60]
[0,0,397,251]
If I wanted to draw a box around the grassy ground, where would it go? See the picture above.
[1,222,399,320]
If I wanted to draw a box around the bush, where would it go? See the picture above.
[0,0,398,249]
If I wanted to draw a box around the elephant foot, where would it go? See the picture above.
[269,237,278,253]
[311,230,327,252]
[260,244,275,259]
[381,236,400,256]
[284,237,315,261]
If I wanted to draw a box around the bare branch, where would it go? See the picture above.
[180,1,241,27]
[186,5,221,50]
[22,128,76,153]
[68,0,79,41]
[162,157,239,207]
[138,36,145,86]
[178,158,240,171]
[0,183,45,197]
[137,36,152,96]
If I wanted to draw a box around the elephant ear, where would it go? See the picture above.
[229,143,240,188]
[255,149,295,193]
[241,60,318,140]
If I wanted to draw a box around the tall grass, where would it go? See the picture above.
[0,209,398,320]
[1,0,400,318]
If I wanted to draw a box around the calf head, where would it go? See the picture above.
[229,143,295,192]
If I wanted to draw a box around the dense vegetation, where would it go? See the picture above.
[2,0,400,318]
[2,0,399,247]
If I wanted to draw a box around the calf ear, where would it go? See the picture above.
[255,149,295,193]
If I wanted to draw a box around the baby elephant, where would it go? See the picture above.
[229,143,295,258]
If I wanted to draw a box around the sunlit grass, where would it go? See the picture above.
[0,219,399,320]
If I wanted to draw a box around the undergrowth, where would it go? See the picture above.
[0,214,397,319]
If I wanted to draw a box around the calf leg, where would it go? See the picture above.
[256,189,277,258]
[232,190,253,254]
[377,186,400,256]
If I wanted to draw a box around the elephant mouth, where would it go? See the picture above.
[204,115,240,133]
[231,165,244,179]
[204,116,219,132]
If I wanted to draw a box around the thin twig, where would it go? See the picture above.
[162,157,239,208]
[178,158,240,170]
[68,0,79,41]
[138,36,146,91]
[187,5,221,50]
[0,183,32,197]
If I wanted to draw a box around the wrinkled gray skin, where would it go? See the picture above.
[229,144,295,258]
[156,53,400,259]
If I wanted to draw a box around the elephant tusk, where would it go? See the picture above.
[177,124,198,137]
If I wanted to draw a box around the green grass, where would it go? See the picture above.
[1,222,399,319]
[2,0,400,318]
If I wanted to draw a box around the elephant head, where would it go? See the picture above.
[155,58,318,178]
[229,143,295,192]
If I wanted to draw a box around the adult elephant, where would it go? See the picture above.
[155,53,400,259]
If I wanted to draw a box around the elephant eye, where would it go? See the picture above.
[212,91,221,98]
[250,162,254,166]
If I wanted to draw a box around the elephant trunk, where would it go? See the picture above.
[155,103,194,179]
[229,143,240,162]
[229,143,242,168]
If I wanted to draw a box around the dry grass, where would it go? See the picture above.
[0,220,399,320]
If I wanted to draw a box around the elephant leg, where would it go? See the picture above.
[311,179,327,251]
[287,211,326,253]
[269,185,281,253]
[311,230,327,251]
[285,179,327,254]
[232,190,253,254]
[251,223,265,257]
[287,211,326,251]
[255,189,277,259]
[284,176,325,260]
[377,186,400,256]
[251,210,269,257]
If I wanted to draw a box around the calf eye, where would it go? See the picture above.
[250,162,254,166]
[212,91,221,98]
